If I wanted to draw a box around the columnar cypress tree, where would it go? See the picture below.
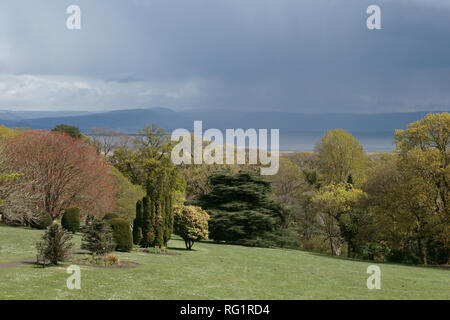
[136,172,177,248]
[154,200,165,248]
[140,196,155,247]
[163,194,174,246]
[132,200,143,245]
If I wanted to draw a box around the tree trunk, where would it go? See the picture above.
[418,239,428,265]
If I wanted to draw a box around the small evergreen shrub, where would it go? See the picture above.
[61,208,81,233]
[81,215,115,256]
[109,218,133,252]
[36,224,74,265]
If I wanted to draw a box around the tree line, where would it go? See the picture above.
[0,112,448,265]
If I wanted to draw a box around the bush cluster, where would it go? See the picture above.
[61,208,81,233]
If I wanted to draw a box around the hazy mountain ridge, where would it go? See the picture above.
[0,108,446,134]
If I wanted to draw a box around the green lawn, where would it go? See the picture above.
[0,225,448,300]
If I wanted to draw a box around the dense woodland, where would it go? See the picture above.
[0,112,448,265]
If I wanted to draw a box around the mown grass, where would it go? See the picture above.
[0,225,449,300]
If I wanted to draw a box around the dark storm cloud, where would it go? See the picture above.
[0,0,449,112]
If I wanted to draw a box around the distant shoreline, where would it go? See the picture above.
[279,150,392,156]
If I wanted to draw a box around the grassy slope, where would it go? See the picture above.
[0,225,448,300]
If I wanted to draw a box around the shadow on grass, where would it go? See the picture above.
[308,251,449,270]
[167,246,195,252]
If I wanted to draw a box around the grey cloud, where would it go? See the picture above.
[0,0,449,113]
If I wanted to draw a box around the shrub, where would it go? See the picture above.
[81,215,115,256]
[104,254,120,265]
[174,205,209,250]
[36,224,74,265]
[61,208,81,233]
[31,212,53,230]
[109,218,133,252]
[103,213,118,221]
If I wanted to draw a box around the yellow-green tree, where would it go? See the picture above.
[267,158,310,227]
[173,205,209,250]
[364,153,440,264]
[109,167,145,223]
[315,129,366,186]
[393,112,449,264]
[395,112,449,218]
[312,183,366,256]
[0,125,19,142]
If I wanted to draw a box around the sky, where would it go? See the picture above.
[0,0,449,113]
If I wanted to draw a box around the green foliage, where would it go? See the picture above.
[242,228,302,249]
[0,125,19,142]
[30,211,53,230]
[111,125,182,249]
[163,195,174,245]
[195,170,286,243]
[109,218,133,252]
[36,224,74,265]
[138,193,175,248]
[61,208,81,233]
[140,196,155,247]
[81,215,115,256]
[102,213,119,221]
[394,112,449,264]
[132,200,143,245]
[111,124,185,196]
[52,124,82,139]
[316,129,366,186]
[109,167,145,223]
[174,205,209,250]
[311,183,366,256]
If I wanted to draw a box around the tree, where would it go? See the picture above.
[81,215,115,257]
[140,196,155,247]
[109,167,145,223]
[267,158,310,228]
[0,129,22,206]
[395,112,449,256]
[0,125,19,142]
[112,125,185,248]
[364,123,449,265]
[89,127,131,157]
[268,158,308,207]
[133,200,143,245]
[195,171,286,243]
[163,194,174,245]
[109,218,133,252]
[61,208,81,233]
[36,224,74,265]
[2,130,117,220]
[52,124,82,139]
[311,183,366,256]
[174,205,209,250]
[316,129,366,186]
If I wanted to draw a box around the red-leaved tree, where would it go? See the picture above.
[3,130,117,220]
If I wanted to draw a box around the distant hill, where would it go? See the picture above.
[0,108,446,134]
